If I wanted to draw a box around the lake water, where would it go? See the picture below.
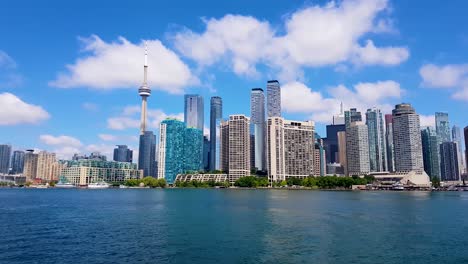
[1,189,468,263]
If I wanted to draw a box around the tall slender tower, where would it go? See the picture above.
[139,42,151,135]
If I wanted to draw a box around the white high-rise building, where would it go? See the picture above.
[250,88,265,171]
[266,117,315,183]
[392,103,424,173]
[346,122,370,176]
[220,115,250,183]
[452,125,466,174]
[266,80,281,117]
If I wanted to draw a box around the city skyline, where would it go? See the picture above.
[0,0,467,161]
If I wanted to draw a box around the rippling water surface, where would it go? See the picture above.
[1,189,468,263]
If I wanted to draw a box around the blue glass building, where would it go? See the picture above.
[209,96,222,171]
[184,94,204,131]
[138,131,156,177]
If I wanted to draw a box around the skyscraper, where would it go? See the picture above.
[366,108,387,172]
[11,150,25,174]
[139,131,157,177]
[23,150,38,181]
[346,122,370,176]
[184,127,203,173]
[314,135,326,176]
[465,126,468,173]
[0,144,11,174]
[344,108,362,129]
[266,80,281,117]
[421,127,440,179]
[337,131,347,176]
[324,124,346,165]
[220,115,250,183]
[36,151,57,181]
[209,96,222,171]
[392,103,424,173]
[113,145,133,163]
[452,125,465,174]
[250,88,265,171]
[435,112,451,143]
[184,94,204,131]
[385,114,395,172]
[440,142,460,181]
[203,135,210,171]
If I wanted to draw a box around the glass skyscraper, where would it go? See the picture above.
[266,80,281,117]
[0,145,12,174]
[385,114,395,172]
[209,96,222,171]
[184,94,204,130]
[435,112,451,143]
[366,108,387,172]
[11,150,25,174]
[440,142,459,181]
[452,125,465,173]
[184,127,203,173]
[421,127,440,178]
[113,145,133,163]
[344,108,362,129]
[250,88,265,171]
[138,131,156,177]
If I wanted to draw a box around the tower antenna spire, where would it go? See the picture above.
[340,101,343,115]
[139,40,151,135]
[143,41,148,85]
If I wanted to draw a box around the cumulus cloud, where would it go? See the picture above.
[0,93,50,125]
[282,80,404,123]
[40,135,83,148]
[419,115,435,128]
[420,63,468,101]
[107,105,183,130]
[82,102,99,111]
[98,134,138,142]
[50,35,197,94]
[173,0,409,80]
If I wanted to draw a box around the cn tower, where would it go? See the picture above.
[138,41,151,135]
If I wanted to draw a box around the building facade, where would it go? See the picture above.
[266,80,281,117]
[344,108,362,129]
[0,144,11,174]
[366,108,387,172]
[209,96,222,171]
[23,150,38,181]
[220,115,250,183]
[452,125,465,174]
[439,142,460,181]
[337,131,347,176]
[138,131,157,177]
[392,103,424,173]
[250,88,266,171]
[346,122,370,176]
[11,150,25,174]
[435,112,451,143]
[324,124,346,164]
[203,135,210,171]
[385,114,395,172]
[421,127,440,179]
[465,126,468,173]
[113,145,133,163]
[314,137,326,176]
[184,94,204,131]
[175,173,228,183]
[36,151,57,181]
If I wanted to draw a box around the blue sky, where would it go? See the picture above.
[0,0,467,159]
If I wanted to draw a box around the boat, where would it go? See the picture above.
[55,177,76,188]
[392,182,405,191]
[88,181,110,189]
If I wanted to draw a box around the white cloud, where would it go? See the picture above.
[107,117,140,130]
[40,135,83,148]
[107,105,183,130]
[85,144,115,159]
[50,35,197,94]
[173,0,408,80]
[282,80,404,123]
[98,134,138,142]
[0,93,50,125]
[420,63,468,101]
[419,115,435,128]
[82,102,99,111]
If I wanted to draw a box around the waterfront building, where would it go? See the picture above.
[175,173,228,183]
[139,131,157,177]
[440,142,460,182]
[250,134,256,170]
[113,145,133,163]
[209,96,222,171]
[366,108,387,172]
[203,135,210,171]
[184,127,203,173]
[344,108,362,129]
[385,114,395,172]
[184,94,204,131]
[266,117,315,182]
[323,124,346,164]
[0,145,12,174]
[421,127,440,179]
[337,131,347,176]
[346,122,370,176]
[250,88,266,171]
[36,151,57,181]
[266,80,281,117]
[435,112,451,143]
[11,150,25,174]
[220,115,250,183]
[452,125,465,174]
[392,103,424,173]
[23,150,38,181]
[327,163,344,176]
[314,137,326,176]
[61,160,142,186]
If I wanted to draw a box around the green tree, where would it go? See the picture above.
[431,177,441,188]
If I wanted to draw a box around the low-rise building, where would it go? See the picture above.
[175,173,228,183]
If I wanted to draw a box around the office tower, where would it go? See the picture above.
[346,122,370,176]
[323,124,346,164]
[435,112,451,143]
[332,102,345,125]
[158,120,203,184]
[184,94,204,130]
[138,42,151,135]
[366,108,387,172]
[113,145,133,163]
[220,115,250,182]
[452,125,465,174]
[250,134,256,170]
[421,127,440,179]
[440,142,460,181]
[11,150,25,174]
[266,117,315,182]
[36,151,57,181]
[0,144,12,174]
[344,108,362,129]
[266,80,281,117]
[392,103,424,173]
[314,136,326,176]
[385,114,395,172]
[465,126,468,172]
[337,131,347,176]
[23,150,38,181]
[139,131,156,177]
[220,120,230,173]
[209,96,222,171]
[203,136,210,171]
[250,88,265,171]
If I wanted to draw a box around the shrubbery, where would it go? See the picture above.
[124,177,166,188]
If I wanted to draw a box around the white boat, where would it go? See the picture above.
[88,181,110,189]
[56,182,76,188]
[392,182,405,191]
